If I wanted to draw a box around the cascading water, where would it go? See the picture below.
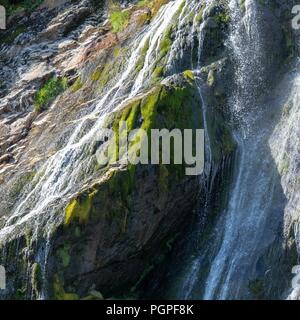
[202,0,273,299]
[178,0,291,299]
[0,0,205,299]
[1,0,298,300]
[0,0,188,241]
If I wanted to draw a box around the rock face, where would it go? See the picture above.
[49,79,206,298]
[0,0,299,300]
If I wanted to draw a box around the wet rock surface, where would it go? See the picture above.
[0,0,299,300]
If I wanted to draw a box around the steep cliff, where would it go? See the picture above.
[0,0,299,300]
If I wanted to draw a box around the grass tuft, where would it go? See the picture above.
[34,77,68,113]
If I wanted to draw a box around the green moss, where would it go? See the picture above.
[65,189,96,226]
[25,228,32,248]
[109,78,202,170]
[201,5,230,64]
[0,26,26,44]
[206,106,235,160]
[107,88,161,166]
[64,76,204,227]
[207,70,215,86]
[239,0,246,13]
[15,287,26,300]
[34,77,68,113]
[0,0,44,17]
[31,262,42,293]
[57,245,71,268]
[109,165,136,205]
[109,100,140,162]
[195,6,204,24]
[136,0,152,7]
[94,59,123,90]
[159,26,173,59]
[183,70,195,81]
[71,77,84,92]
[64,166,135,227]
[213,11,230,25]
[248,279,264,299]
[113,47,121,58]
[135,38,150,72]
[141,39,150,56]
[152,66,164,80]
[52,275,79,300]
[109,8,131,33]
[9,171,36,199]
[140,87,161,131]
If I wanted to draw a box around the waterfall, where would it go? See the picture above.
[0,0,188,244]
[201,0,287,299]
[177,0,216,299]
[166,0,292,300]
[2,0,298,300]
[0,0,202,299]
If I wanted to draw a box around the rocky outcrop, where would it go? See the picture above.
[0,0,157,173]
[0,0,236,299]
[48,77,205,298]
[0,0,299,301]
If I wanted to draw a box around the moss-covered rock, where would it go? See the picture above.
[200,3,230,65]
[44,75,203,298]
[42,71,236,299]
